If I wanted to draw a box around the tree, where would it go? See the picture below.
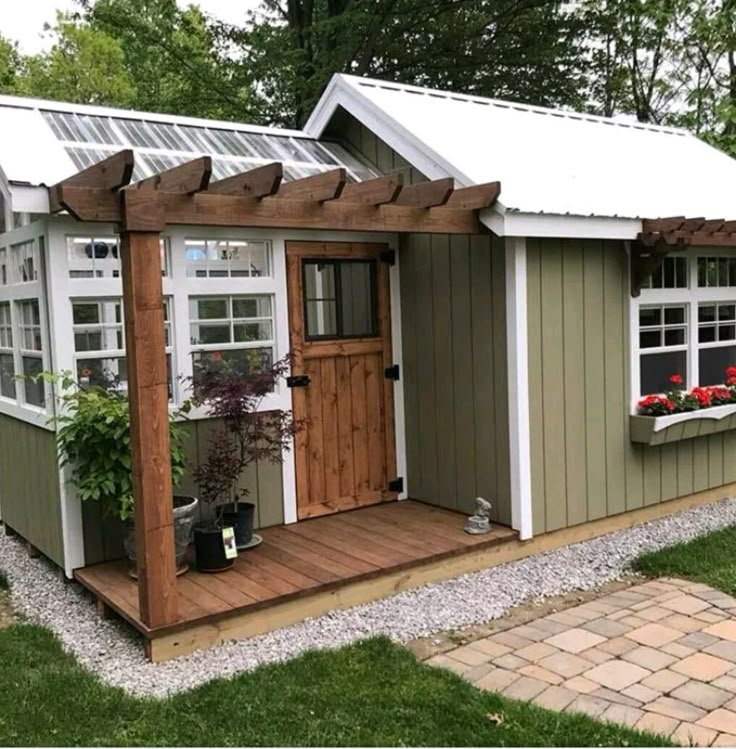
[220,0,589,127]
[0,35,21,94]
[83,0,254,120]
[14,13,136,106]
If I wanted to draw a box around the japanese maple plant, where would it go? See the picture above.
[188,352,298,572]
[637,367,736,416]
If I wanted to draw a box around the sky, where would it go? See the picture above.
[3,0,263,53]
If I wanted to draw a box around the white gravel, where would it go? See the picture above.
[2,497,736,697]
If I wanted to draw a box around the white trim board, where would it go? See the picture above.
[505,236,533,540]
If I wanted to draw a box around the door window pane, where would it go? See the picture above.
[303,259,378,340]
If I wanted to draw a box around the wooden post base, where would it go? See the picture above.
[26,542,40,559]
[96,597,115,620]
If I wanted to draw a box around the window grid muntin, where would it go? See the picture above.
[639,304,688,352]
[184,238,271,279]
[11,240,38,284]
[640,256,688,290]
[189,295,273,351]
[0,302,14,400]
[698,257,736,288]
[16,300,44,408]
[65,235,169,279]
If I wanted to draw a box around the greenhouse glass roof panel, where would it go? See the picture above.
[38,109,377,184]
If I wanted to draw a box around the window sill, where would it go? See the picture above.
[630,403,736,445]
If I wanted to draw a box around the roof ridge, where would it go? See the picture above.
[338,74,690,137]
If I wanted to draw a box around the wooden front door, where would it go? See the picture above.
[286,242,398,519]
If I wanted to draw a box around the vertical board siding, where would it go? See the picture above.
[333,111,512,523]
[400,233,511,522]
[0,415,64,567]
[528,238,736,534]
[84,416,284,565]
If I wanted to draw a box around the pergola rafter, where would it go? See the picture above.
[47,150,502,631]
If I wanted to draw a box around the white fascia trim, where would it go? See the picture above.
[9,185,50,214]
[305,77,475,185]
[487,212,643,240]
[505,236,533,541]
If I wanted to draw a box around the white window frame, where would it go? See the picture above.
[184,237,271,279]
[71,296,174,396]
[631,246,736,410]
[10,238,39,284]
[0,301,15,402]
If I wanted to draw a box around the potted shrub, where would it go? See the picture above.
[189,352,297,571]
[51,373,196,575]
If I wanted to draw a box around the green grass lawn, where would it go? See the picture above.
[0,624,670,747]
[634,524,736,595]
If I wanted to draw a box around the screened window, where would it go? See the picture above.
[698,303,736,386]
[638,305,688,396]
[185,239,270,278]
[0,302,14,400]
[17,300,44,408]
[302,259,377,340]
[72,298,173,395]
[11,240,38,284]
[66,236,169,279]
[189,295,273,380]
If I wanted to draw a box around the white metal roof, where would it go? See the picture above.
[0,93,375,193]
[306,75,736,226]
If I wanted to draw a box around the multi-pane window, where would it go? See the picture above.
[698,258,736,288]
[189,295,273,378]
[302,259,377,340]
[72,298,173,395]
[639,305,688,395]
[698,303,736,386]
[0,302,14,399]
[11,240,38,283]
[17,300,44,408]
[640,256,688,290]
[66,236,169,279]
[184,239,270,278]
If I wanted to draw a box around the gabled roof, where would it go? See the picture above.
[306,75,736,232]
[0,94,375,192]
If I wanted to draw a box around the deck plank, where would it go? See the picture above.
[74,500,517,643]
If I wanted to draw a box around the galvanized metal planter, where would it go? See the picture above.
[630,404,736,445]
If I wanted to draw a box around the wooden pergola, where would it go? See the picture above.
[632,216,736,296]
[47,149,501,630]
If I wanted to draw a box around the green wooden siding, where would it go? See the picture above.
[83,417,284,565]
[330,110,512,522]
[400,233,511,523]
[527,238,736,535]
[0,415,64,567]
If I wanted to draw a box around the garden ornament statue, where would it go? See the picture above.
[464,496,492,534]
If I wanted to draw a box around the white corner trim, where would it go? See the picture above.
[505,236,533,540]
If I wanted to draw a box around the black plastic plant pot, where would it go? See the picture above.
[193,526,235,573]
[220,502,255,548]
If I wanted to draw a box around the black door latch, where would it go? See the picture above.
[286,375,311,388]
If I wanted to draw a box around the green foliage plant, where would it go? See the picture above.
[50,372,190,522]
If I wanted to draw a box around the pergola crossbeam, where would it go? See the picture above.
[339,174,404,205]
[208,162,283,198]
[134,156,212,194]
[277,168,346,202]
[445,181,501,210]
[394,177,454,208]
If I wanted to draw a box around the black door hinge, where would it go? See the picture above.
[384,364,400,381]
[388,477,403,493]
[286,374,311,388]
[380,249,396,265]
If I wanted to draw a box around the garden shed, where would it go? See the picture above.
[1,74,736,659]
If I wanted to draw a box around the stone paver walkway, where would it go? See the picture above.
[426,578,736,746]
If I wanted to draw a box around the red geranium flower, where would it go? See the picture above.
[669,374,683,386]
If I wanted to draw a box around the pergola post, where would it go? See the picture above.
[120,189,178,628]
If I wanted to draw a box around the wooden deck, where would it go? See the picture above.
[75,500,516,660]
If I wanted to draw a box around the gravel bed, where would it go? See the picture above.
[1,497,736,697]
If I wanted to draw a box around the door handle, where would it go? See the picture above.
[286,375,311,388]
